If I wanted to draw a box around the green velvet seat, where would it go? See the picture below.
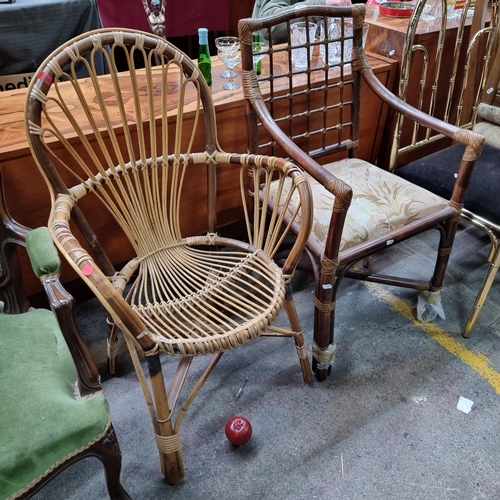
[0,166,130,500]
[0,306,110,499]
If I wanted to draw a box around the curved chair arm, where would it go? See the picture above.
[49,201,156,355]
[0,167,31,314]
[26,227,102,397]
[359,55,485,208]
[224,152,314,278]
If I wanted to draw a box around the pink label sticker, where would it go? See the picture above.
[82,264,94,276]
[37,70,53,86]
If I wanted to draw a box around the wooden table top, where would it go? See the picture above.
[0,50,395,160]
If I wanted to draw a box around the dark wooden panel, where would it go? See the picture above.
[229,0,255,36]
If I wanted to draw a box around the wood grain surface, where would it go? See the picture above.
[1,51,396,295]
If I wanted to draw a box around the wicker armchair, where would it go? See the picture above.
[0,166,130,500]
[25,29,313,485]
[239,5,484,381]
[391,0,500,336]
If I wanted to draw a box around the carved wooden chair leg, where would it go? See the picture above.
[94,425,133,500]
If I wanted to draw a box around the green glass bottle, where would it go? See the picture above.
[252,33,262,76]
[198,27,212,86]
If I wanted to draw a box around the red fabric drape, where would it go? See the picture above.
[96,0,229,37]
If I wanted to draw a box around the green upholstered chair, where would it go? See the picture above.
[0,166,130,500]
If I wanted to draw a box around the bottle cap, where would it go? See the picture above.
[198,27,208,45]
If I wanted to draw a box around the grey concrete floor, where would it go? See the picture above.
[32,221,500,500]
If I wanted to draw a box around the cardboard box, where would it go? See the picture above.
[0,72,34,92]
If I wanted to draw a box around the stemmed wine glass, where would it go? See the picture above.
[215,36,241,90]
[215,37,237,78]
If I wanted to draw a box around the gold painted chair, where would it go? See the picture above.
[25,28,313,485]
[389,0,500,336]
[0,165,130,500]
[239,5,484,381]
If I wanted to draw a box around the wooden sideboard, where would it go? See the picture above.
[1,52,396,297]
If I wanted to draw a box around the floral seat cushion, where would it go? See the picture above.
[271,158,449,252]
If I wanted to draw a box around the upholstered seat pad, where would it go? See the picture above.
[397,143,500,225]
[0,306,110,499]
[288,158,449,252]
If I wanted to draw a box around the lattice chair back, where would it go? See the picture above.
[387,0,499,170]
[241,5,366,164]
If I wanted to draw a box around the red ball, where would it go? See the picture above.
[225,416,252,445]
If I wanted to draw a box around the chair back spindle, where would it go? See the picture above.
[388,0,499,170]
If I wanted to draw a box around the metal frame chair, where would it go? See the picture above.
[391,0,500,336]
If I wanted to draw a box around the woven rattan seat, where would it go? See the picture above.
[25,29,313,485]
[124,245,285,355]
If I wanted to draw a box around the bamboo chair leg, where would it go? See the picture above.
[106,317,120,374]
[123,330,185,485]
[160,353,224,484]
[283,290,312,384]
[304,247,319,285]
[429,219,457,291]
[146,354,185,485]
[173,352,224,434]
[312,269,337,382]
[463,247,500,338]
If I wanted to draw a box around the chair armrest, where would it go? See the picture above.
[359,57,485,207]
[223,152,314,278]
[244,95,354,263]
[359,57,485,149]
[25,226,61,277]
[26,227,102,397]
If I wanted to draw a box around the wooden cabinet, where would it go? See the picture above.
[0,51,395,296]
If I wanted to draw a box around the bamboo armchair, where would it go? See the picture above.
[391,0,500,336]
[0,166,130,500]
[239,5,484,381]
[25,29,313,485]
